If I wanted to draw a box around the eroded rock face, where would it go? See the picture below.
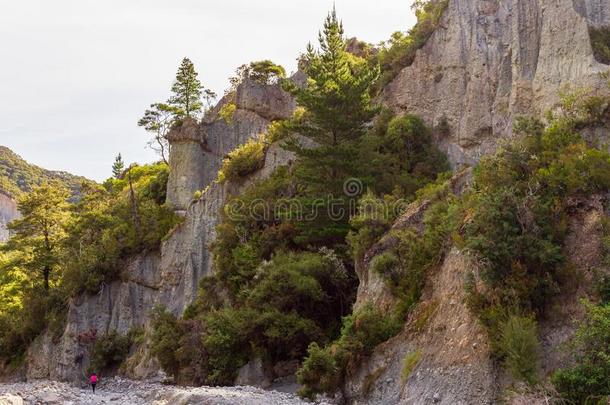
[0,191,19,242]
[158,142,296,315]
[235,79,296,121]
[165,119,207,211]
[346,249,497,405]
[27,76,298,384]
[165,78,295,211]
[27,253,161,383]
[384,0,610,167]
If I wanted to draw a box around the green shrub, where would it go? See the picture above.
[89,330,132,373]
[499,315,540,384]
[590,26,610,65]
[297,304,402,398]
[401,350,421,383]
[150,307,183,377]
[370,251,400,280]
[347,191,398,261]
[552,302,610,403]
[217,135,267,183]
[360,114,449,197]
[219,103,237,124]
[296,342,339,400]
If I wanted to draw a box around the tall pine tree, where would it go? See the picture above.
[284,8,379,196]
[7,184,69,290]
[282,8,379,246]
[168,57,203,119]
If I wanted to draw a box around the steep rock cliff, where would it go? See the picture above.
[346,190,605,404]
[384,0,610,167]
[26,78,297,382]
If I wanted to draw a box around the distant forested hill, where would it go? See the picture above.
[0,146,89,198]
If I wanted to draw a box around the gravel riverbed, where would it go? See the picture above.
[0,377,331,405]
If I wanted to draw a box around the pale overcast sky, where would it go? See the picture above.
[0,0,416,181]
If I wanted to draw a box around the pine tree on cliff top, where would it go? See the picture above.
[284,8,379,196]
[168,57,203,119]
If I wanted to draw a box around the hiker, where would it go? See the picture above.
[90,373,98,393]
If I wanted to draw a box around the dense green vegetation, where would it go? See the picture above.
[0,162,179,366]
[89,330,133,373]
[151,8,448,390]
[217,135,267,183]
[2,2,609,402]
[295,83,610,399]
[457,92,610,399]
[552,301,610,403]
[590,26,610,65]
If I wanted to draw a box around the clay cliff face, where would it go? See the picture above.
[385,0,610,167]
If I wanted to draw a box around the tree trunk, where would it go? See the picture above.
[128,169,143,243]
[44,265,50,291]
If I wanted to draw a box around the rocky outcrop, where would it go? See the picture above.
[165,78,295,211]
[384,0,610,167]
[346,188,606,403]
[165,118,208,212]
[346,249,497,405]
[26,75,298,383]
[26,253,162,383]
[0,191,19,242]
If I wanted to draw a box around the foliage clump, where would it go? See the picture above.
[217,136,267,183]
[219,103,237,124]
[151,250,352,385]
[499,315,540,385]
[551,301,610,403]
[296,304,403,400]
[231,60,286,87]
[89,330,132,373]
[589,26,610,65]
[401,351,421,383]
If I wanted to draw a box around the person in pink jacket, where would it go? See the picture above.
[90,373,98,393]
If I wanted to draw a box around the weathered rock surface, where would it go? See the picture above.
[26,253,162,383]
[236,79,296,121]
[384,0,610,167]
[347,189,606,403]
[165,78,295,211]
[26,74,298,385]
[0,191,19,243]
[346,249,497,405]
